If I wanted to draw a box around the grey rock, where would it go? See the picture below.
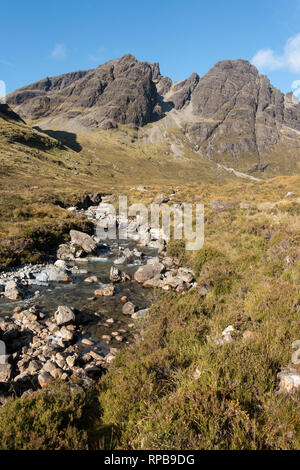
[291,348,300,365]
[94,286,115,296]
[109,266,130,283]
[210,200,236,212]
[113,256,127,265]
[134,262,164,283]
[54,306,75,326]
[70,230,96,254]
[27,360,42,375]
[66,355,76,368]
[162,274,189,291]
[131,308,149,319]
[57,243,76,261]
[54,260,67,270]
[34,265,68,283]
[38,371,52,388]
[177,267,195,283]
[55,326,75,342]
[215,326,235,345]
[278,369,300,393]
[122,302,137,315]
[154,194,169,204]
[168,73,199,110]
[143,274,164,288]
[0,364,12,382]
[4,280,23,301]
[292,340,300,350]
[101,194,116,204]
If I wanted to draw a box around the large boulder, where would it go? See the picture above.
[70,230,96,254]
[34,265,69,283]
[4,281,23,301]
[143,275,164,288]
[134,261,164,283]
[54,306,76,326]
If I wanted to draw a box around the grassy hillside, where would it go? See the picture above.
[0,113,103,267]
[0,113,242,268]
[97,177,300,450]
[0,175,299,449]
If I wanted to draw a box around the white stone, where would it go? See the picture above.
[278,369,300,393]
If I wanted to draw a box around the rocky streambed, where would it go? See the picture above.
[0,198,196,405]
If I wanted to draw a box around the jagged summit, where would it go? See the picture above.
[6,55,300,176]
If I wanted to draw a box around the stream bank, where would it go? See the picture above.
[0,197,196,405]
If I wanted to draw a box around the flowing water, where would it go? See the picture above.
[0,240,158,351]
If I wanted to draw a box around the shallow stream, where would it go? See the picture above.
[0,240,158,351]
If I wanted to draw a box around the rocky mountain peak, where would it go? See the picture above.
[5,55,300,176]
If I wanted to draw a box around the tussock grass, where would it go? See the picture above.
[96,183,300,449]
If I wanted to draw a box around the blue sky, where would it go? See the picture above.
[1,0,300,94]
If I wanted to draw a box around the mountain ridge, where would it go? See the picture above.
[6,54,300,177]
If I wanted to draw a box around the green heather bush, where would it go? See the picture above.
[0,213,93,268]
[0,383,106,450]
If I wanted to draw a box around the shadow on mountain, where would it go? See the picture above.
[151,98,174,122]
[34,127,82,152]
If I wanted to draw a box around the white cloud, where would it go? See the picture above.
[252,33,300,73]
[291,79,300,102]
[252,49,284,70]
[285,34,300,72]
[0,80,6,104]
[292,79,300,90]
[51,43,67,61]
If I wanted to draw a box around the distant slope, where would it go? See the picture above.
[0,102,243,269]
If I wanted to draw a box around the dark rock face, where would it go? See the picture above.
[168,73,200,110]
[6,55,300,170]
[186,60,300,161]
[7,55,160,129]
